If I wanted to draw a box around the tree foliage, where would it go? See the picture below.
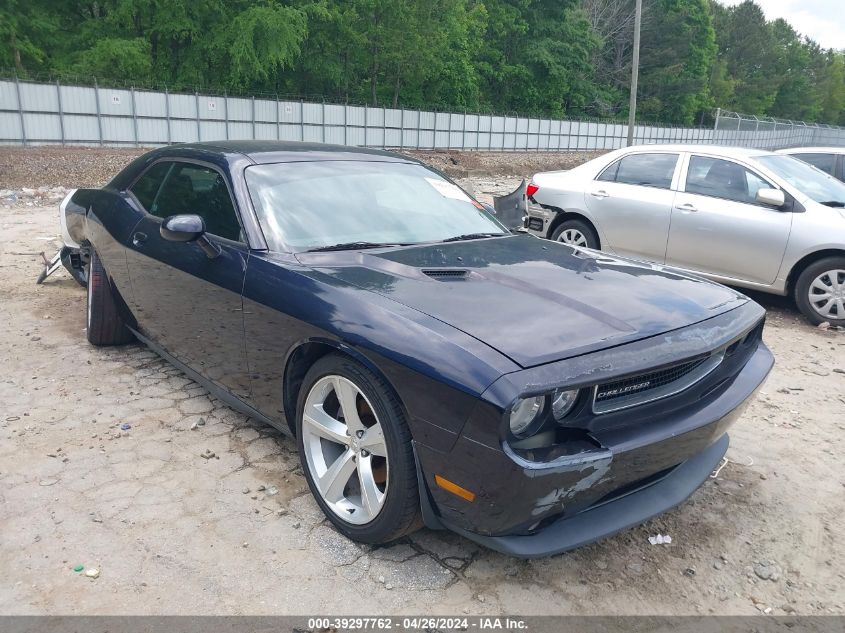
[2,0,844,125]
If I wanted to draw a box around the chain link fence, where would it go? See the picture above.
[1,76,844,152]
[714,108,845,149]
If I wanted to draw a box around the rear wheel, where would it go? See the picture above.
[794,256,845,327]
[86,249,134,346]
[550,218,599,249]
[296,353,420,544]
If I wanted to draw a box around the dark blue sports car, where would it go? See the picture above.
[62,141,773,557]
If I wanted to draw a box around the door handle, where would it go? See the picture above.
[675,203,698,212]
[132,231,148,246]
[590,190,610,199]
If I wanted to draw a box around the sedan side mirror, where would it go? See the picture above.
[756,188,785,208]
[160,214,220,258]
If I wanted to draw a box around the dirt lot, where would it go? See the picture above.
[0,148,844,616]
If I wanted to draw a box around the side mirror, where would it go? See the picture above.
[160,214,220,258]
[161,214,205,242]
[756,188,785,208]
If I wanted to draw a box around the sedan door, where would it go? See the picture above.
[665,154,792,286]
[583,152,680,262]
[124,160,253,400]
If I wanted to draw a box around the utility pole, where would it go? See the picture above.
[626,0,643,147]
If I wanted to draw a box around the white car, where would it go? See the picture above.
[523,144,845,326]
[776,147,845,182]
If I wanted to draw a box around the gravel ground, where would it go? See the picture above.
[0,145,601,191]
[0,148,843,616]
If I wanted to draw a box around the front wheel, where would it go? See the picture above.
[794,256,845,327]
[296,353,420,544]
[550,219,599,249]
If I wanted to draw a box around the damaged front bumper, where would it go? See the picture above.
[415,303,773,557]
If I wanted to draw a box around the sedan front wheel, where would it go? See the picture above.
[296,353,420,543]
[795,256,845,327]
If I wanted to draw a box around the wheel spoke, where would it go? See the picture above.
[318,448,357,503]
[359,423,387,457]
[358,456,384,517]
[303,404,349,446]
[333,377,365,435]
[812,278,832,292]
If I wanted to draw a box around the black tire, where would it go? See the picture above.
[794,256,845,327]
[86,249,134,346]
[550,218,600,249]
[296,353,421,544]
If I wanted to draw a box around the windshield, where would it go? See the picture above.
[756,154,845,206]
[245,161,508,251]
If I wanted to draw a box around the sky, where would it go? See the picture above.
[719,0,844,50]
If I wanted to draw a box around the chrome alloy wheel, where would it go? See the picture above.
[808,269,845,320]
[557,228,588,247]
[301,375,388,525]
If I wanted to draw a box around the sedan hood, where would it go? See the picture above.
[299,235,748,368]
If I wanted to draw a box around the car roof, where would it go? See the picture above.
[618,144,773,159]
[776,146,845,154]
[157,140,416,164]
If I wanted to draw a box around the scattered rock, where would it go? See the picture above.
[84,568,100,579]
[754,561,781,582]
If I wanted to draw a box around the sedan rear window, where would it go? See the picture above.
[598,153,678,189]
[792,153,835,175]
[245,161,508,252]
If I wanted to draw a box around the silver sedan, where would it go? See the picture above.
[524,145,845,326]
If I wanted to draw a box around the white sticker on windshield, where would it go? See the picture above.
[425,178,471,202]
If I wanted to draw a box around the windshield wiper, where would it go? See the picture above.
[305,241,408,253]
[440,232,507,243]
[819,200,845,208]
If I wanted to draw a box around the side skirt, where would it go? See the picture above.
[129,328,292,437]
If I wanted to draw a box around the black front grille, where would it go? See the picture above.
[595,356,709,404]
[422,269,468,280]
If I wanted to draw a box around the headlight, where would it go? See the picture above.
[551,388,579,422]
[508,396,545,437]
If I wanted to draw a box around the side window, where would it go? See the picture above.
[685,156,774,205]
[613,153,678,189]
[154,163,242,242]
[793,153,835,175]
[596,160,620,182]
[129,162,172,212]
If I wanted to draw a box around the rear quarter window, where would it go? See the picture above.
[598,153,678,189]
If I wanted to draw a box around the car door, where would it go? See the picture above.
[665,154,792,286]
[583,152,680,262]
[124,159,252,400]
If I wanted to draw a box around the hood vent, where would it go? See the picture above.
[422,269,469,280]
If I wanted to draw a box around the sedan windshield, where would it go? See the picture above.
[756,155,845,206]
[245,161,508,252]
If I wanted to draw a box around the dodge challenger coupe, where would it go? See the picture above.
[62,141,773,557]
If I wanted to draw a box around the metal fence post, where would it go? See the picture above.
[94,78,103,146]
[130,86,139,147]
[13,75,26,145]
[224,91,229,140]
[55,79,65,146]
[165,87,171,144]
[195,91,201,142]
[252,96,256,140]
[321,99,326,144]
[399,108,404,150]
[381,105,386,148]
[364,105,369,147]
[275,94,280,140]
[343,101,348,146]
[300,99,305,142]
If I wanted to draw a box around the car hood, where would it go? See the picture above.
[298,235,748,368]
